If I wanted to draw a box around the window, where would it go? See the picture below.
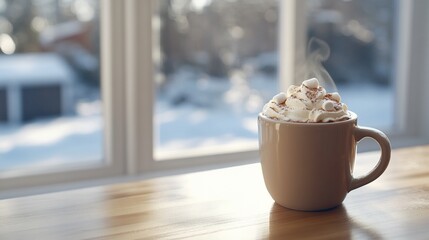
[2,0,428,195]
[152,0,279,159]
[1,0,126,193]
[0,0,104,176]
[143,0,429,168]
[150,0,404,161]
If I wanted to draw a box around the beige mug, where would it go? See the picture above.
[258,111,391,211]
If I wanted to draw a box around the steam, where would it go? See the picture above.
[303,38,337,93]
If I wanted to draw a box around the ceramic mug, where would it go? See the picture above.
[258,111,391,211]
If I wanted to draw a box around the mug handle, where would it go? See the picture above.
[349,126,391,191]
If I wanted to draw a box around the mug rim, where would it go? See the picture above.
[258,111,357,126]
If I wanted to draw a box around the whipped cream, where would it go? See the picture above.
[262,78,350,122]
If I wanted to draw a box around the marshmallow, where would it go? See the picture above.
[330,92,341,102]
[302,78,319,89]
[322,101,335,111]
[273,92,287,104]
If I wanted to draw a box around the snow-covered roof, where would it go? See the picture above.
[0,53,74,86]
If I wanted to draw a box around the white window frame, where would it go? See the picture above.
[1,0,429,197]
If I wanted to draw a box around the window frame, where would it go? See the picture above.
[1,0,429,197]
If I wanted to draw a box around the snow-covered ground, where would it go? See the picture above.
[154,73,393,157]
[0,99,104,175]
[0,71,393,172]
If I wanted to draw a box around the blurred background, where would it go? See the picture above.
[0,0,397,172]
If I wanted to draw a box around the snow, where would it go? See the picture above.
[0,115,103,173]
[0,66,393,171]
[0,53,74,85]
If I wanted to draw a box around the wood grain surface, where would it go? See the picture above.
[1,145,429,239]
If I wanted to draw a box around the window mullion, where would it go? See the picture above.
[393,0,413,135]
[279,0,306,91]
[102,0,127,174]
[125,0,154,174]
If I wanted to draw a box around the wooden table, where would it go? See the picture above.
[1,146,429,239]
